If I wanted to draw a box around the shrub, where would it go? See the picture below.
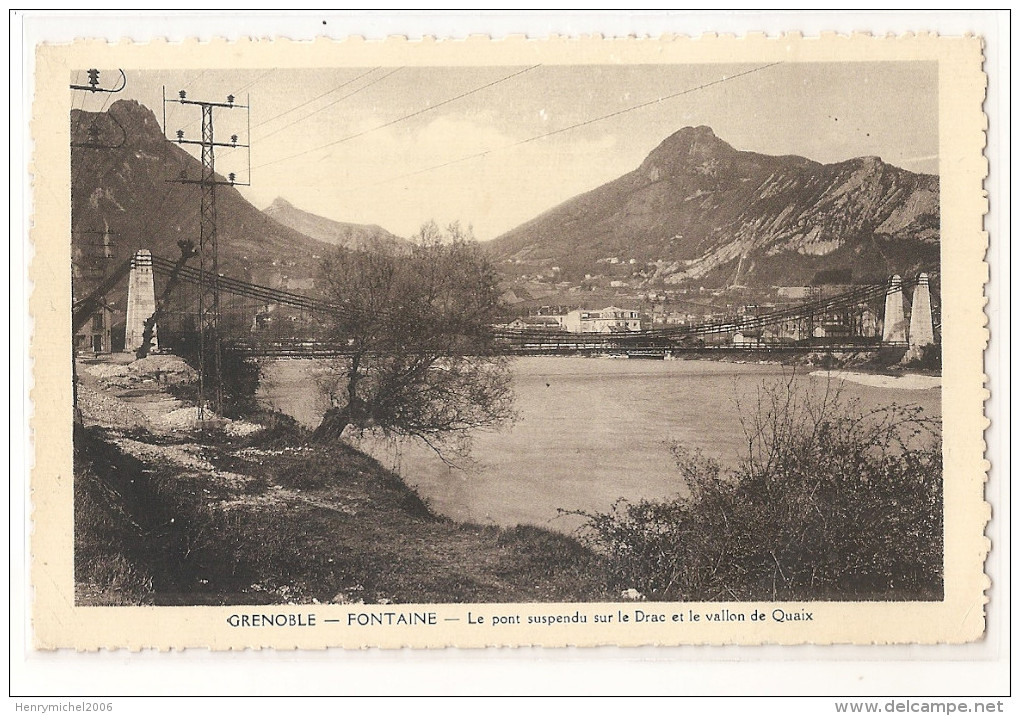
[904,343,942,371]
[571,378,943,601]
[170,330,262,418]
[74,460,154,605]
[242,409,309,448]
[74,428,244,596]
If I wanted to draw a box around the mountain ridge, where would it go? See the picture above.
[488,126,939,287]
[71,100,349,306]
[262,197,408,253]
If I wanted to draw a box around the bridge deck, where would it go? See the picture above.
[142,251,924,358]
[229,339,887,359]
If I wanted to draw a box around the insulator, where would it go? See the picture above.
[227,94,235,105]
[87,69,100,88]
[176,129,185,140]
[228,172,236,183]
[231,134,238,145]
[179,90,187,100]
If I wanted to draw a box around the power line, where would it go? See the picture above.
[165,92,254,419]
[360,63,783,189]
[234,67,275,94]
[93,79,117,115]
[153,119,252,237]
[69,72,88,187]
[256,67,403,142]
[70,92,117,187]
[70,72,84,111]
[249,66,380,132]
[166,68,209,127]
[252,65,540,171]
[70,70,128,187]
[174,68,277,137]
[146,135,205,232]
[165,67,386,174]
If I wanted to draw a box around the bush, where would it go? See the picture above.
[312,222,516,456]
[241,410,309,448]
[571,379,943,601]
[904,343,942,371]
[170,330,262,418]
[74,460,154,605]
[74,428,244,596]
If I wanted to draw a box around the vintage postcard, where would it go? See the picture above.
[31,33,988,650]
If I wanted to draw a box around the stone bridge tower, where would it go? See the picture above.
[124,249,157,353]
[882,274,908,344]
[906,272,936,359]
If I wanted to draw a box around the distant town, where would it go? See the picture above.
[74,249,937,357]
[493,260,899,347]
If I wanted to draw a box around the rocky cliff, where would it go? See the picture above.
[71,100,332,298]
[488,126,939,286]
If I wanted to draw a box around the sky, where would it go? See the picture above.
[74,62,938,241]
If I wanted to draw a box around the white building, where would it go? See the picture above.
[505,316,565,331]
[777,286,814,300]
[559,306,642,333]
[733,331,764,346]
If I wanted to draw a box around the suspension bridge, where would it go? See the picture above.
[73,249,939,364]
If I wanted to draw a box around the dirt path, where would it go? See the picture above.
[77,354,185,433]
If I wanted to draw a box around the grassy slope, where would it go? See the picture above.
[74,416,609,606]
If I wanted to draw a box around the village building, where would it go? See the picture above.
[812,317,852,340]
[733,330,764,347]
[283,277,316,291]
[777,286,814,300]
[559,306,642,333]
[75,301,114,354]
[505,316,565,331]
[854,307,881,338]
[762,318,806,343]
[500,289,527,304]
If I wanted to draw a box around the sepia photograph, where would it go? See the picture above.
[70,59,946,609]
[22,27,992,656]
[11,8,1010,707]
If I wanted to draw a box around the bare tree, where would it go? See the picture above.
[312,221,516,457]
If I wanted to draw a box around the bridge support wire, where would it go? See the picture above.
[147,256,921,357]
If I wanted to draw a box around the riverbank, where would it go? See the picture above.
[809,369,941,391]
[74,355,609,606]
[668,345,940,376]
[262,355,941,530]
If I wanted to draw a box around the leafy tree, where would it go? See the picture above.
[312,221,515,457]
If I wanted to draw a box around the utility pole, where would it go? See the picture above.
[70,69,127,295]
[70,69,126,426]
[70,229,117,295]
[164,88,250,420]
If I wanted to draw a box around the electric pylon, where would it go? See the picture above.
[163,88,251,420]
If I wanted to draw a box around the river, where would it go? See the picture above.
[259,357,941,533]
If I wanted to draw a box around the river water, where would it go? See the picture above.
[259,357,941,533]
